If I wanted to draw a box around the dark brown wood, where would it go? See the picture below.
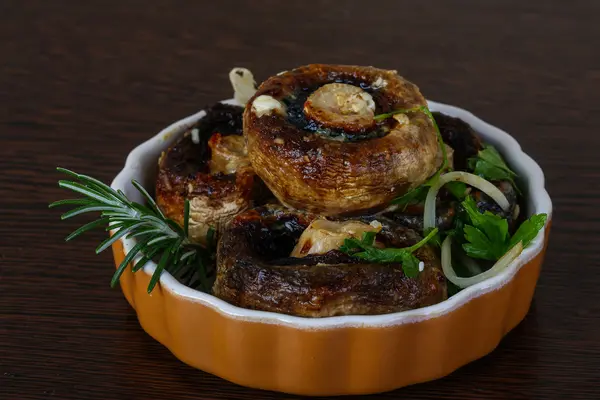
[1,0,599,398]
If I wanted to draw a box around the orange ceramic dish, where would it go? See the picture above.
[110,99,552,396]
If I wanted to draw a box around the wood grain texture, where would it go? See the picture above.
[1,0,599,399]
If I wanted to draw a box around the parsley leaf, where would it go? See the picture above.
[351,245,422,277]
[463,225,500,260]
[468,145,518,189]
[361,230,377,246]
[340,228,439,278]
[445,181,468,200]
[426,228,443,248]
[392,175,466,210]
[459,196,547,261]
[508,213,548,249]
[391,185,429,208]
[338,230,376,253]
[398,253,421,278]
[462,196,508,248]
[477,145,515,175]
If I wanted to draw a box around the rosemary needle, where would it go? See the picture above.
[50,167,213,294]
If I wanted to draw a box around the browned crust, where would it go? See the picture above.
[155,104,258,242]
[244,64,440,216]
[212,205,447,317]
[156,149,254,228]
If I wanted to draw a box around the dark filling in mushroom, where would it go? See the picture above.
[283,80,393,142]
[236,209,359,266]
[161,103,244,177]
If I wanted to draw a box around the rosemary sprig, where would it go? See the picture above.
[374,106,449,206]
[49,167,213,294]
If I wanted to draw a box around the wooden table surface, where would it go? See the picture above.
[2,1,599,399]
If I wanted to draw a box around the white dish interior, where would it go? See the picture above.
[111,99,552,329]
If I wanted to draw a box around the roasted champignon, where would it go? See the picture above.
[243,64,441,216]
[156,103,271,244]
[212,205,447,317]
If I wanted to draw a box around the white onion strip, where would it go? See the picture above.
[423,171,511,231]
[441,236,523,288]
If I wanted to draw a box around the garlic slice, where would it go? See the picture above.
[229,67,257,106]
[291,219,381,258]
[251,95,286,117]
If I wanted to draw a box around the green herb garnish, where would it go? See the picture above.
[460,196,547,261]
[507,212,548,250]
[391,185,429,208]
[50,168,213,293]
[391,180,467,211]
[445,181,468,200]
[468,145,518,189]
[339,228,439,278]
[206,226,217,250]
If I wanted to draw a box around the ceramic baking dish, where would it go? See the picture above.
[110,99,552,396]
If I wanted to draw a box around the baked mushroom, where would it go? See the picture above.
[243,64,442,216]
[156,103,271,244]
[212,205,447,317]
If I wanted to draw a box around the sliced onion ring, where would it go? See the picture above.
[441,236,523,288]
[423,171,511,231]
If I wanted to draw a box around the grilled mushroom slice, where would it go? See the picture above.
[243,64,441,216]
[213,205,447,317]
[156,103,268,244]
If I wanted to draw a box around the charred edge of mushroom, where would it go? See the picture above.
[213,206,447,317]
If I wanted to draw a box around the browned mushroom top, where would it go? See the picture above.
[243,64,441,216]
[212,205,447,317]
